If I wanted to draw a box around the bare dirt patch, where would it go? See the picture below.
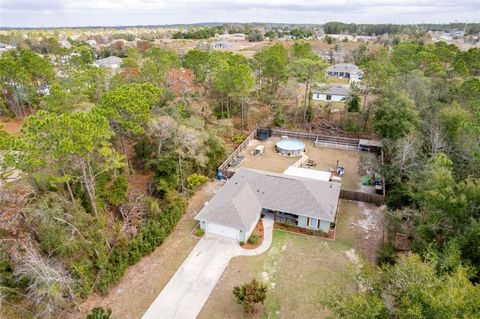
[76,181,222,319]
[236,137,363,191]
[0,117,25,135]
[335,200,384,262]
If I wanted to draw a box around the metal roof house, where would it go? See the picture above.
[326,63,363,82]
[312,85,351,102]
[195,168,341,242]
[93,56,122,69]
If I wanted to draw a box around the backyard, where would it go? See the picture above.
[198,199,383,318]
[235,137,367,192]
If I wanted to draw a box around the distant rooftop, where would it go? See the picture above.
[313,85,351,96]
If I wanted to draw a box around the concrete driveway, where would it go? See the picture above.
[142,215,274,319]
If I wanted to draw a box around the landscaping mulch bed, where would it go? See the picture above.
[274,222,334,240]
[241,219,264,249]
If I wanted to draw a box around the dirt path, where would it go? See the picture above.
[77,181,222,318]
[0,117,25,135]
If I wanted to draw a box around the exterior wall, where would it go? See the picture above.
[312,93,345,102]
[242,214,261,243]
[319,220,331,233]
[298,215,331,233]
[205,222,239,240]
[298,215,308,228]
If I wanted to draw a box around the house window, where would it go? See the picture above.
[309,218,317,228]
[326,95,332,101]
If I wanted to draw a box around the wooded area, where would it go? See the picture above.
[0,25,479,317]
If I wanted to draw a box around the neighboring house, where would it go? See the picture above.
[312,85,350,102]
[195,167,341,242]
[211,41,233,49]
[0,42,15,53]
[325,34,355,41]
[59,40,72,49]
[93,56,122,69]
[326,63,363,82]
[86,39,97,46]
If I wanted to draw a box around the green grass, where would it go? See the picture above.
[199,229,356,319]
[326,77,350,85]
[311,100,346,111]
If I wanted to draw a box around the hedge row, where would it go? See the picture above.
[96,195,187,293]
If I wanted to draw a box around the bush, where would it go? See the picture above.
[86,307,112,319]
[239,241,245,246]
[187,173,208,190]
[195,228,205,236]
[248,234,259,245]
[233,278,268,313]
[96,195,187,293]
[273,111,285,127]
[107,174,128,206]
[232,135,245,144]
[377,243,396,266]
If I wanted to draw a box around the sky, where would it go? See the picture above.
[0,0,479,28]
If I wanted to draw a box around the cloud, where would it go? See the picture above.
[1,0,479,27]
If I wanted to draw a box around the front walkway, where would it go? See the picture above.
[142,215,274,319]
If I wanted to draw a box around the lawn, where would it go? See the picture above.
[199,230,355,319]
[198,199,382,319]
[311,99,346,111]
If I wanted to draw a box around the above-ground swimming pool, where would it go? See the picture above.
[276,139,306,156]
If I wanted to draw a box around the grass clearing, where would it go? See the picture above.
[199,230,356,319]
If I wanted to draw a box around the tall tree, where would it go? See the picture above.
[96,83,163,170]
[10,111,123,215]
[291,57,327,126]
[253,44,289,97]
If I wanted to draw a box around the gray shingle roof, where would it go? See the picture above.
[93,56,122,66]
[195,168,341,230]
[313,85,351,96]
[326,63,361,74]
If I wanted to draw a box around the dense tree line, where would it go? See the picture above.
[324,21,480,36]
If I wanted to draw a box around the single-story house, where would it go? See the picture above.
[58,40,72,49]
[195,167,341,242]
[326,63,363,82]
[93,56,122,69]
[211,41,234,50]
[312,85,350,102]
[0,42,15,53]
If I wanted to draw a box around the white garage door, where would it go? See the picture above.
[206,223,238,240]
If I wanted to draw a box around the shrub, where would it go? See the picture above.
[86,307,112,319]
[239,241,245,246]
[233,278,268,313]
[232,135,245,144]
[248,234,259,245]
[187,173,208,190]
[273,111,285,127]
[377,243,396,266]
[195,228,205,236]
[107,174,128,206]
[96,195,187,293]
